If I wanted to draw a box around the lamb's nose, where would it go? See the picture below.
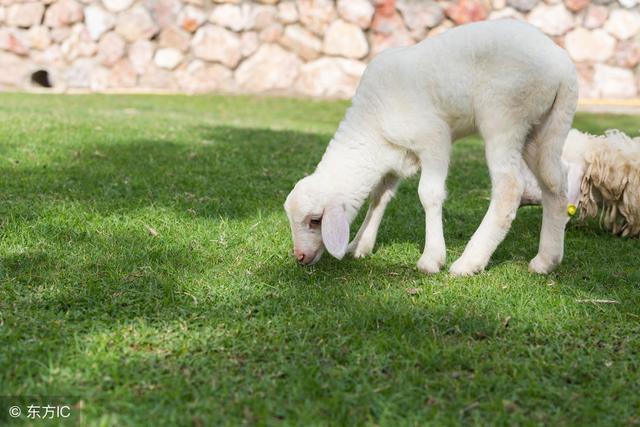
[294,250,305,263]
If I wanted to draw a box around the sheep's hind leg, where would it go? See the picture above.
[523,141,569,274]
[416,145,450,274]
[347,174,400,258]
[450,131,526,276]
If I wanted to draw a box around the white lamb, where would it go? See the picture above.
[284,20,578,276]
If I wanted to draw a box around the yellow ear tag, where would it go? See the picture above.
[567,204,577,217]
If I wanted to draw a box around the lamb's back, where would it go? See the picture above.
[358,20,571,103]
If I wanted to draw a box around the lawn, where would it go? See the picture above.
[0,93,639,426]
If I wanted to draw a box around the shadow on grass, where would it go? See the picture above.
[0,125,328,221]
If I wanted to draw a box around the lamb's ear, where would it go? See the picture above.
[321,205,349,260]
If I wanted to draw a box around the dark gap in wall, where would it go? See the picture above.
[31,70,53,88]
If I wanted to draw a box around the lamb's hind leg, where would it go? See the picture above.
[523,78,576,273]
[347,174,400,258]
[523,137,569,274]
[450,129,526,276]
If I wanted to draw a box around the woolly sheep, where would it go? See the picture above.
[284,20,578,276]
[522,129,640,237]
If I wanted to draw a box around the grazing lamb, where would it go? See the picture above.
[521,129,640,237]
[284,20,578,276]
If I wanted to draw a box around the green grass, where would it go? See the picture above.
[0,93,639,426]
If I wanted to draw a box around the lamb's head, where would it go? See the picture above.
[284,174,350,265]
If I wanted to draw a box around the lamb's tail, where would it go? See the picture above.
[527,70,579,195]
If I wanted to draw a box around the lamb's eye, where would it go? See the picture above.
[309,217,322,227]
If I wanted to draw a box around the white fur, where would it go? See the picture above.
[285,20,578,275]
[523,128,640,237]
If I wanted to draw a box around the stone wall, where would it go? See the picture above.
[0,0,639,99]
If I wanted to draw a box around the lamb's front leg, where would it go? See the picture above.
[416,153,450,274]
[347,174,400,258]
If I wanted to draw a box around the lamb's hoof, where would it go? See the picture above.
[417,254,445,274]
[528,254,560,274]
[449,257,485,277]
[347,240,373,259]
